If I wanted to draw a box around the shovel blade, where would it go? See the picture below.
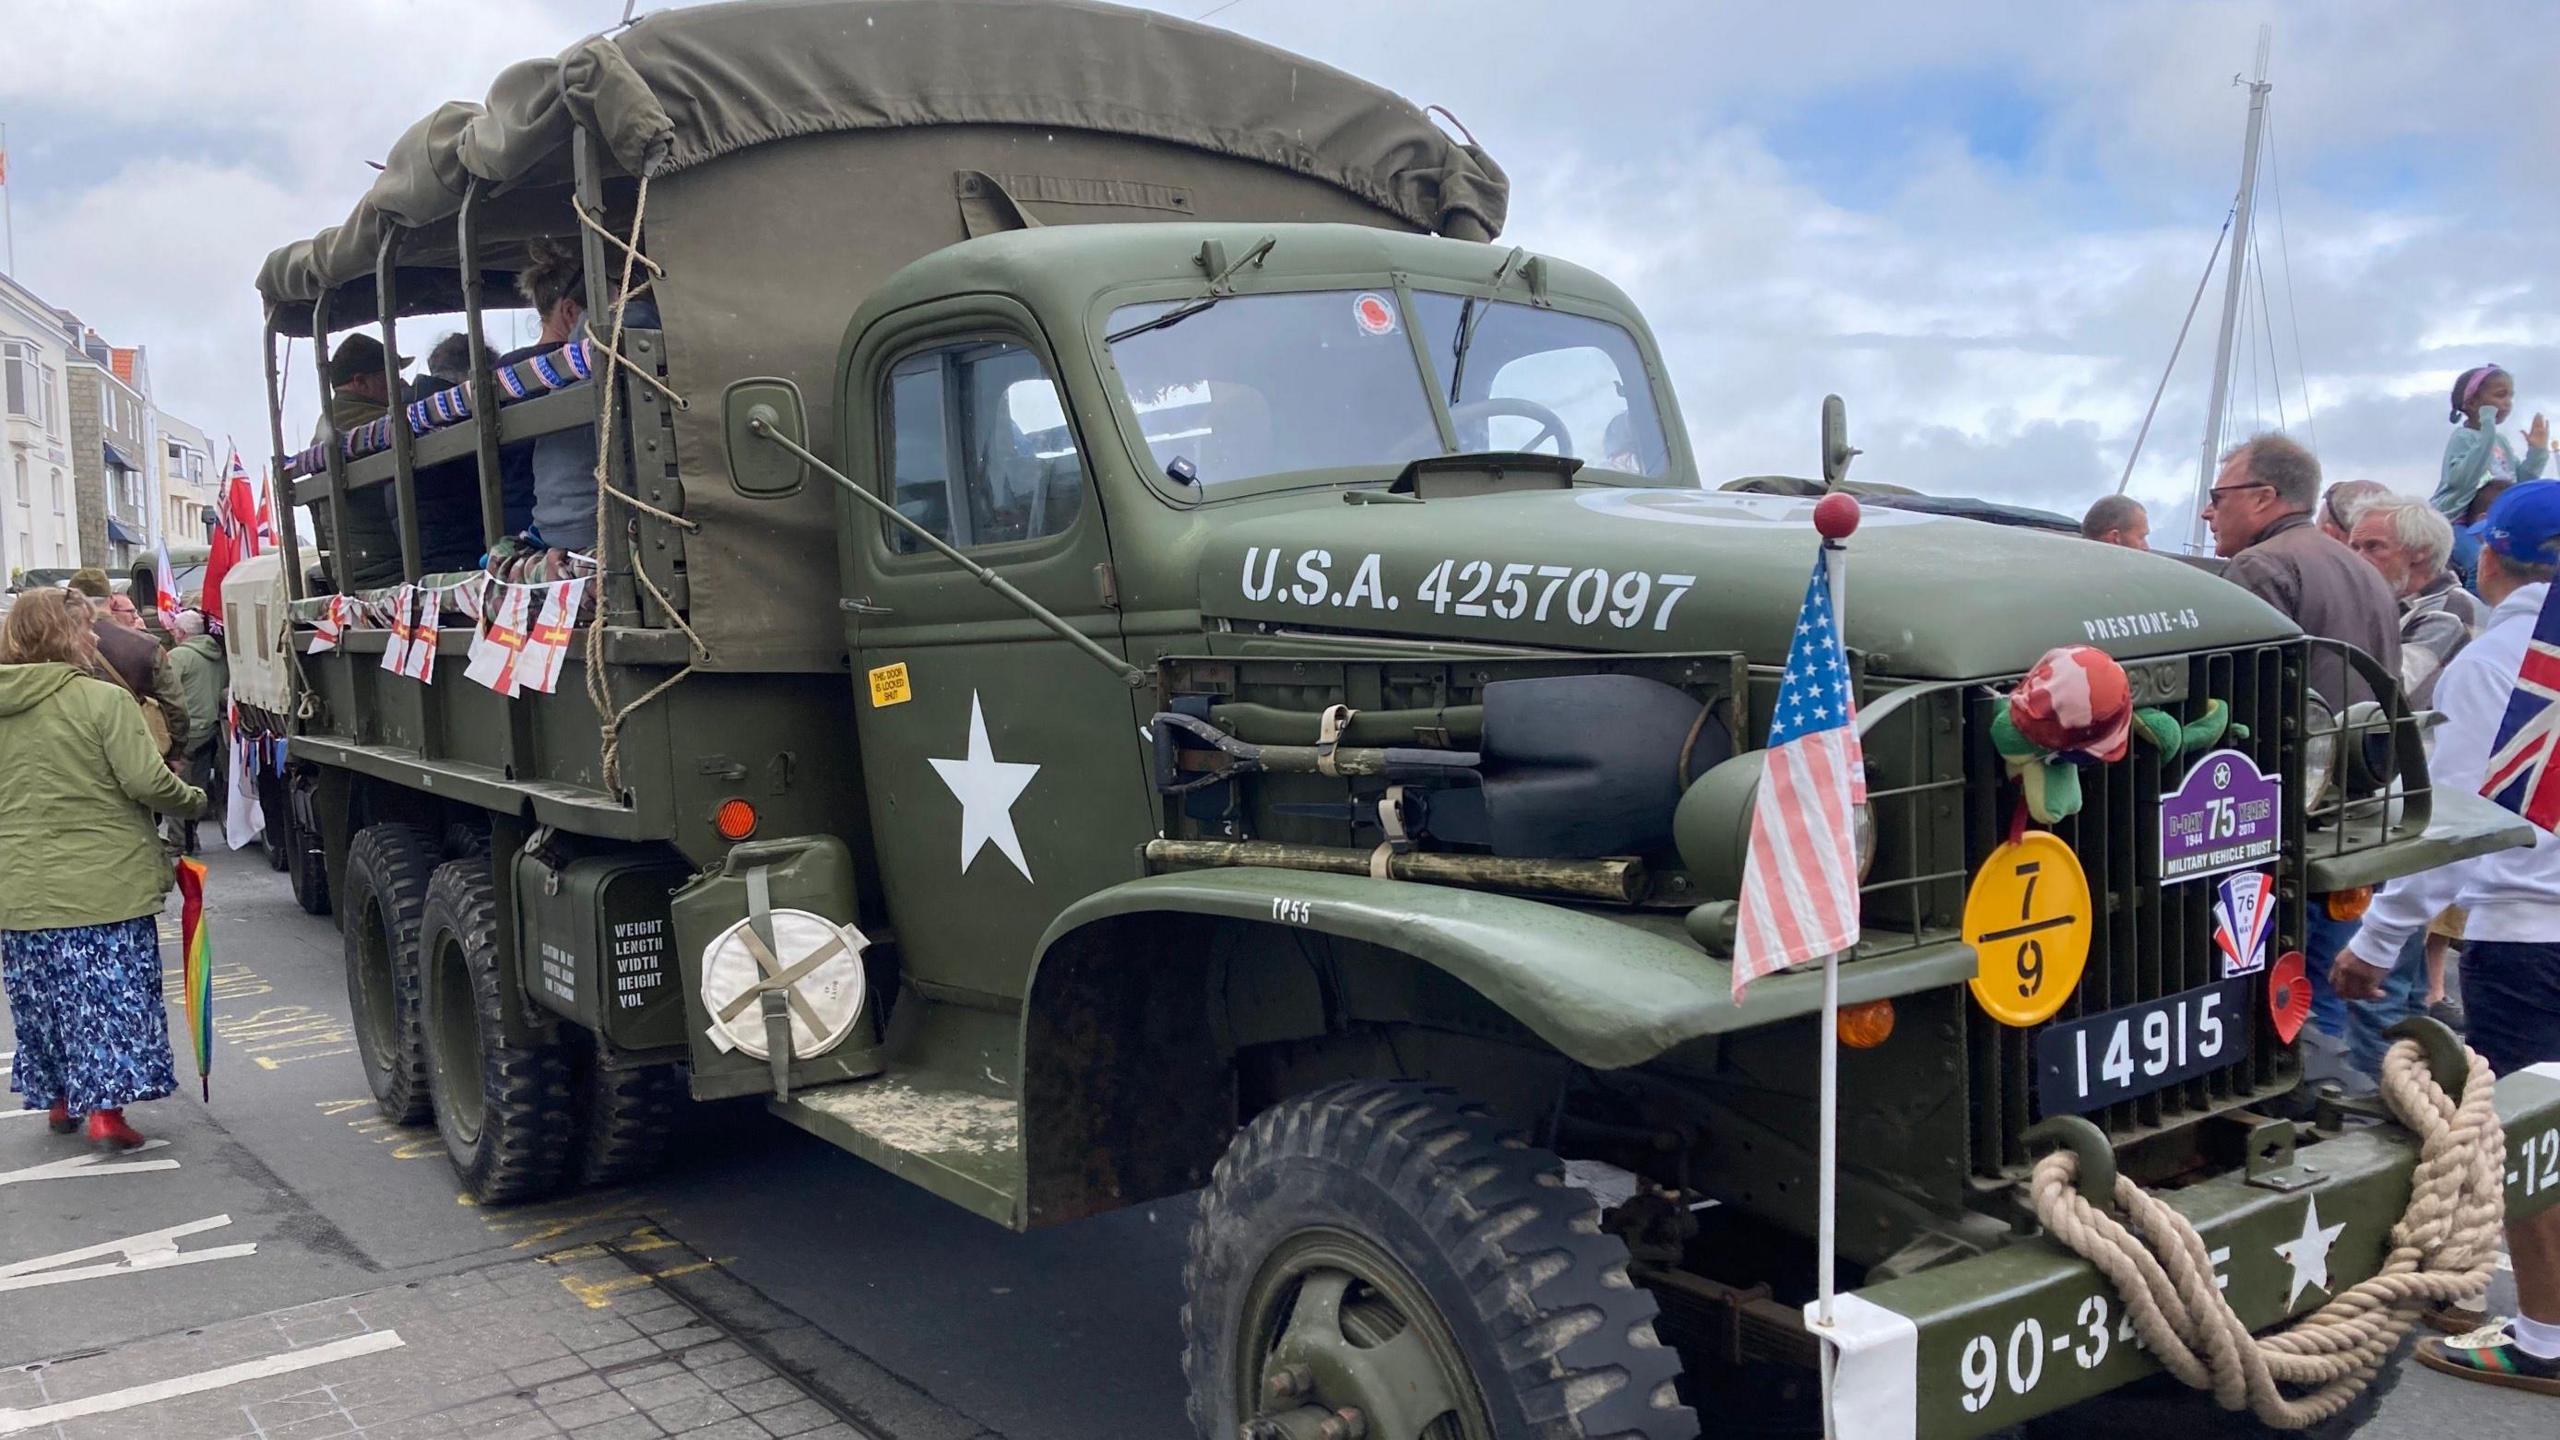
[1481,674,1723,859]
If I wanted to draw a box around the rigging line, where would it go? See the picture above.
[2253,219,2286,432]
[2115,207,2234,494]
[1193,0,1251,19]
[2264,104,2318,449]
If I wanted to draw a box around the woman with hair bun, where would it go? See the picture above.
[2434,364,2547,586]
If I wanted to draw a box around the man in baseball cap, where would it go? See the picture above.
[2336,478,2560,1391]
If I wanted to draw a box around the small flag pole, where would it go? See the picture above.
[1808,492,1861,1438]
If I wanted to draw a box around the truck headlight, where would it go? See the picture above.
[2302,695,2339,818]
[1676,751,1876,896]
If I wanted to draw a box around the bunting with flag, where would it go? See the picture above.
[153,536,182,617]
[174,856,216,1100]
[2481,582,2560,832]
[201,450,264,621]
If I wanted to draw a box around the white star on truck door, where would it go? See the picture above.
[2271,1193,2345,1306]
[929,692,1040,881]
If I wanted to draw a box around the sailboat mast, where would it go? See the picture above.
[2191,27,2274,552]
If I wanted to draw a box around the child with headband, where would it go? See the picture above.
[2436,365,2547,586]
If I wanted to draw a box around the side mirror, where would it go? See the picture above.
[724,377,810,498]
[1820,393,1860,488]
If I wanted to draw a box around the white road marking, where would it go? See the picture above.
[0,1141,179,1187]
[0,1330,404,1436]
[0,1215,256,1295]
[0,1109,47,1123]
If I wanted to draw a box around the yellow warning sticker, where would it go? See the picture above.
[867,662,913,708]
[1962,831,2093,1028]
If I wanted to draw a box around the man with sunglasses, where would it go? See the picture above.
[2208,434,2412,1095]
[2207,432,2401,712]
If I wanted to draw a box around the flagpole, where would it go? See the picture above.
[1,121,16,277]
[1810,493,1861,1439]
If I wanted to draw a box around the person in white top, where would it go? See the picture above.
[2336,480,2560,1393]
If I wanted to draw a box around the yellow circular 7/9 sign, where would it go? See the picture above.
[1963,832,2093,1028]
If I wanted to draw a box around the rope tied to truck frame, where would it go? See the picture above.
[575,171,714,795]
[2027,1035,2506,1429]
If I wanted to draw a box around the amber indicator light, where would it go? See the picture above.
[1837,999,1896,1050]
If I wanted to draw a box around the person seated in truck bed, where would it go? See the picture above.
[508,239,658,556]
[310,335,405,590]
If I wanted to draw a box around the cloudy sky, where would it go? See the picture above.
[3,0,2553,552]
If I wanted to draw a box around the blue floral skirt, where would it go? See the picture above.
[3,917,177,1115]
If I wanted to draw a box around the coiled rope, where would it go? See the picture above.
[2028,1037,2507,1428]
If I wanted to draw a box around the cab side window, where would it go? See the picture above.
[882,340,1084,554]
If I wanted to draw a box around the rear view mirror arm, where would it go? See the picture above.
[745,413,1148,690]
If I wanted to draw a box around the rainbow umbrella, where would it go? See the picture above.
[174,857,214,1100]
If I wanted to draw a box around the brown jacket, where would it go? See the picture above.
[91,616,191,760]
[2222,513,2403,711]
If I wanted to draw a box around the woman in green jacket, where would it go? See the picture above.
[0,588,207,1150]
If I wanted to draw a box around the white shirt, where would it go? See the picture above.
[2346,582,2560,967]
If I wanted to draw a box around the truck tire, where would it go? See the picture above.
[341,823,435,1124]
[1182,1080,1696,1440]
[287,798,331,916]
[572,1040,683,1189]
[421,858,575,1204]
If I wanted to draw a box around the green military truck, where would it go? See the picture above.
[242,3,2560,1435]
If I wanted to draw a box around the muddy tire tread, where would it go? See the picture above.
[1181,1079,1696,1440]
[423,859,574,1205]
[341,822,434,1123]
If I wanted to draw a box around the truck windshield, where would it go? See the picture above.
[1104,289,1673,490]
[1409,292,1672,479]
[1104,290,1442,488]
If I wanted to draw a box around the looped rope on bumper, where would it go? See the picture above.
[2028,1037,2506,1428]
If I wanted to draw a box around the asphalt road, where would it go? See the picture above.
[1,845,2545,1438]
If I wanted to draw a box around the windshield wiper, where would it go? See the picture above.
[1445,246,1526,404]
[1104,234,1278,345]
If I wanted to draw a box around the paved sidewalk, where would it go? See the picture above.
[0,1234,875,1440]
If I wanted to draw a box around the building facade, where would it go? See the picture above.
[156,407,213,548]
[1,270,78,581]
[66,327,152,570]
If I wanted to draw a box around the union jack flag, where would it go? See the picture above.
[1732,547,1866,998]
[2481,584,2560,832]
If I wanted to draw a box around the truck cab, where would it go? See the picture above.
[235,3,2560,1436]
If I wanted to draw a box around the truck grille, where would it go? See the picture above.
[1961,643,2303,1176]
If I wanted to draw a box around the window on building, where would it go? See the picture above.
[51,468,64,514]
[2,340,33,419]
[881,339,1084,554]
[10,453,23,504]
[40,366,57,432]
[16,533,29,571]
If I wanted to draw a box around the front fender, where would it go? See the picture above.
[1034,868,1977,1071]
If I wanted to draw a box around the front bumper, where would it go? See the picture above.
[1822,1061,2560,1438]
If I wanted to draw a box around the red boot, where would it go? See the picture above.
[85,1109,144,1152]
[46,1100,75,1135]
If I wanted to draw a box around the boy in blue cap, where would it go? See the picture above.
[2336,479,2560,1393]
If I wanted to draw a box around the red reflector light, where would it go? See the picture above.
[713,798,759,841]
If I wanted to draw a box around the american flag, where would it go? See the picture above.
[1732,548,1866,999]
[2480,584,2560,832]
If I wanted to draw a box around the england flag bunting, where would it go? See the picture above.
[403,588,439,682]
[465,583,536,696]
[378,585,416,677]
[309,593,345,653]
[2482,582,2560,832]
[516,579,587,695]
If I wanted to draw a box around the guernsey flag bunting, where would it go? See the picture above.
[174,857,216,1100]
